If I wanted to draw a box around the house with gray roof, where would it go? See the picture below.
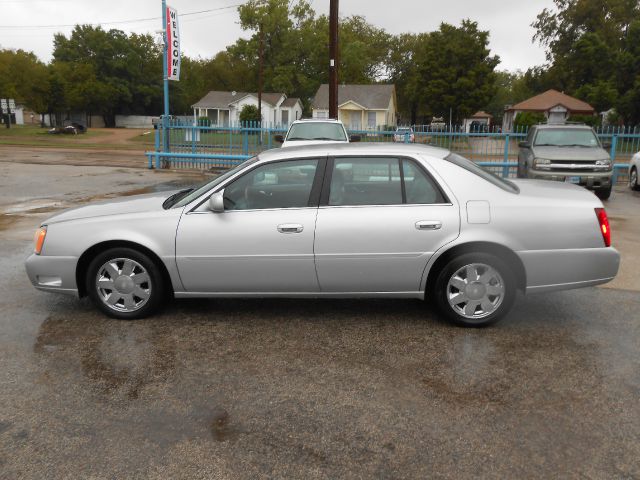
[311,84,397,130]
[192,91,303,126]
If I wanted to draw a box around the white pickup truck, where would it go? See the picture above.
[275,119,360,148]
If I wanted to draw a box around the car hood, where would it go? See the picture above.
[43,191,176,225]
[531,146,610,161]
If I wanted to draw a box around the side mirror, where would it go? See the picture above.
[518,141,530,148]
[208,191,225,213]
[274,134,284,143]
[602,142,612,149]
[350,135,361,142]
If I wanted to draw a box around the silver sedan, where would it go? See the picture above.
[25,144,620,327]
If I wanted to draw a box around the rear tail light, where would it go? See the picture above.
[594,208,611,247]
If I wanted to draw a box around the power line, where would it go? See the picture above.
[0,3,244,29]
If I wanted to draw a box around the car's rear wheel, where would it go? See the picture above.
[86,247,165,320]
[433,253,516,327]
[630,167,639,191]
[595,183,612,200]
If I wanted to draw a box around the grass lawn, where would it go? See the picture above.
[0,124,143,150]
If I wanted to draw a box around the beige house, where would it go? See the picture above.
[311,84,397,130]
[502,89,595,132]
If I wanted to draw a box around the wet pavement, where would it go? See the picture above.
[1,160,639,478]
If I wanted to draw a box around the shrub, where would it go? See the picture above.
[513,111,546,129]
[569,114,600,127]
[239,105,262,124]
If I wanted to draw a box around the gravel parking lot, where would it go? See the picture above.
[1,154,639,478]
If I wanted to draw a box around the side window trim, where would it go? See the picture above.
[192,156,325,212]
[319,155,449,207]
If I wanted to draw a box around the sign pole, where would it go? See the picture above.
[329,0,339,120]
[161,0,170,153]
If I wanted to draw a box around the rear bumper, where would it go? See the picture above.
[25,253,79,296]
[519,247,620,294]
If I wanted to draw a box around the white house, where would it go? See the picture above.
[311,84,397,130]
[192,91,303,126]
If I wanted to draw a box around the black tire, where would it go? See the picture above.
[86,247,165,320]
[517,162,529,179]
[630,167,640,191]
[433,252,516,327]
[595,183,612,200]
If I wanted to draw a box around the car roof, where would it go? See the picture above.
[535,123,592,130]
[256,142,450,162]
[291,118,343,124]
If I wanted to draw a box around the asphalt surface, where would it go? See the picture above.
[1,159,639,479]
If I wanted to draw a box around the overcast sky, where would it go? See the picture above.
[0,0,556,72]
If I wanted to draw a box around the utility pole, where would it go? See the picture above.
[258,23,264,126]
[329,0,339,119]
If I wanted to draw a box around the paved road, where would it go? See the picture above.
[1,159,639,479]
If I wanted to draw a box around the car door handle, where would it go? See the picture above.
[277,224,304,234]
[415,220,442,231]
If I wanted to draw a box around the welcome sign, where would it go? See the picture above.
[166,5,180,81]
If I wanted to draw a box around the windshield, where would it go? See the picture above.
[397,128,412,133]
[168,156,259,208]
[443,153,519,194]
[286,122,347,141]
[534,129,600,147]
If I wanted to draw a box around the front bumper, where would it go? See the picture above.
[25,253,79,296]
[529,168,612,189]
[519,247,620,294]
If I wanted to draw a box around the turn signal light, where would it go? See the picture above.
[34,227,47,255]
[594,208,611,247]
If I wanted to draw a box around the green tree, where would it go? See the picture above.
[0,49,50,125]
[532,0,640,124]
[239,104,261,123]
[484,71,534,124]
[391,21,499,124]
[51,25,163,126]
[513,111,546,129]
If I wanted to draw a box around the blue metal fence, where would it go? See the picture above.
[146,120,639,183]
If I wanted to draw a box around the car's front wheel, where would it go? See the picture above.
[86,247,165,320]
[630,167,639,191]
[433,253,516,327]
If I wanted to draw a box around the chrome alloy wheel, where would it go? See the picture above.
[95,258,151,313]
[446,263,505,320]
[630,168,638,190]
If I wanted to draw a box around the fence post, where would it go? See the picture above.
[242,122,249,157]
[154,125,161,169]
[610,133,618,185]
[502,133,510,178]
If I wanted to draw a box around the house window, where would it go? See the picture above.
[316,111,328,119]
[282,110,289,125]
[368,111,376,128]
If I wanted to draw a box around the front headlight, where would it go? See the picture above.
[533,158,551,168]
[596,159,612,169]
[34,226,47,255]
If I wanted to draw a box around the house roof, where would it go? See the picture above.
[312,84,395,110]
[192,91,287,109]
[470,110,493,118]
[281,97,301,108]
[507,89,594,113]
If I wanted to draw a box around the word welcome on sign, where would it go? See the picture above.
[166,5,181,81]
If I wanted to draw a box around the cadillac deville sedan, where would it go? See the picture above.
[26,144,620,327]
